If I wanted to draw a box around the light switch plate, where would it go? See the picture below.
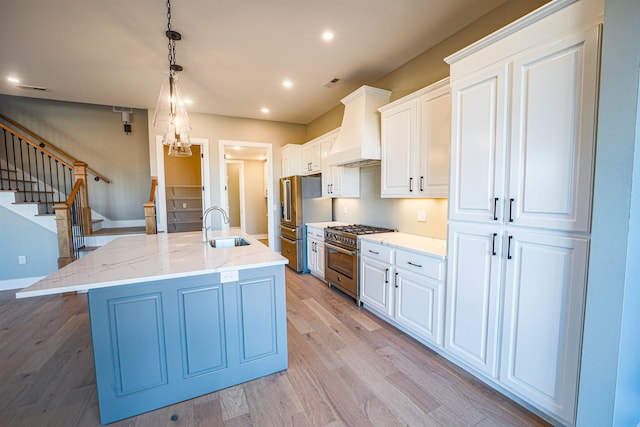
[417,209,427,222]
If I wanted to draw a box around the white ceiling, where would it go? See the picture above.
[1,0,508,124]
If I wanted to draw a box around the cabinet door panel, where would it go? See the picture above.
[419,88,451,197]
[449,65,508,223]
[360,257,393,317]
[445,223,502,377]
[509,26,600,232]
[316,241,325,279]
[501,232,588,425]
[381,102,415,196]
[396,269,444,346]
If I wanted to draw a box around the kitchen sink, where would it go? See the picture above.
[209,236,250,248]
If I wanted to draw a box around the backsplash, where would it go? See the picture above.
[332,166,448,240]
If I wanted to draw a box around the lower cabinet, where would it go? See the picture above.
[360,239,445,348]
[306,226,325,280]
[88,266,288,425]
[446,222,589,425]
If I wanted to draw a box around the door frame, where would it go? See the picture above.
[155,136,211,233]
[218,140,274,249]
[224,159,246,232]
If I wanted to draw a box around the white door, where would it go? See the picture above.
[508,26,601,232]
[449,64,509,223]
[360,256,393,317]
[395,268,444,346]
[381,101,415,197]
[417,85,451,198]
[445,221,503,378]
[500,231,589,425]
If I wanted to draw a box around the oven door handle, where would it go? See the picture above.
[325,242,357,255]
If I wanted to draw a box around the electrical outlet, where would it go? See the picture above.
[417,209,427,222]
[18,255,27,265]
[343,206,349,215]
[182,202,188,209]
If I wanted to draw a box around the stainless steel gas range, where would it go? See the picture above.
[324,224,395,304]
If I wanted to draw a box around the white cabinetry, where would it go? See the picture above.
[380,78,450,198]
[320,129,359,198]
[306,225,325,280]
[360,238,445,348]
[301,141,322,175]
[281,144,302,177]
[445,1,602,424]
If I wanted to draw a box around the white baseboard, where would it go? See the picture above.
[0,276,46,291]
[98,219,146,228]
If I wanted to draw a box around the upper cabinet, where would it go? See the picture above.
[379,78,451,198]
[301,140,322,175]
[448,11,601,233]
[281,144,302,177]
[320,129,359,198]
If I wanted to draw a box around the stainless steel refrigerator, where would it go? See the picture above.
[280,175,332,272]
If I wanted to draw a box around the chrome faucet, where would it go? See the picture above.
[202,206,230,243]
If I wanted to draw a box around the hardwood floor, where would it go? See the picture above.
[0,270,549,426]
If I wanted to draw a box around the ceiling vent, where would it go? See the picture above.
[17,84,47,91]
[323,77,341,88]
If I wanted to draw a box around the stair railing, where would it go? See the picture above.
[143,176,158,234]
[54,173,88,268]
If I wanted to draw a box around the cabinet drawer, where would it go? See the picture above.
[306,226,324,239]
[360,241,393,264]
[395,249,443,281]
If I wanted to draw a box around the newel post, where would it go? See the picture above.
[54,202,75,268]
[74,161,93,235]
[143,202,157,234]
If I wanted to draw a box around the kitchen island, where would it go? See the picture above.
[16,231,289,425]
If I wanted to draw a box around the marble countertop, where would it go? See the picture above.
[359,232,447,259]
[16,230,287,299]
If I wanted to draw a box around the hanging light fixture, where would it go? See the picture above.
[152,0,192,157]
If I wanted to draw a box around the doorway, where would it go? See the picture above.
[225,160,245,229]
[218,140,274,249]
[155,137,211,233]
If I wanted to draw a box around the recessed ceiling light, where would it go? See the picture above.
[322,31,334,41]
[7,77,20,84]
[261,107,270,114]
[282,80,293,89]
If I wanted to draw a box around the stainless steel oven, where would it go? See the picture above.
[324,225,395,304]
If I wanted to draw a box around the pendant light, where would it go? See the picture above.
[152,0,192,157]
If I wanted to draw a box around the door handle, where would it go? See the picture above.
[492,233,497,256]
[509,198,515,222]
[507,235,513,260]
[493,197,499,221]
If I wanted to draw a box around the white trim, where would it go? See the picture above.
[155,137,211,233]
[218,140,275,250]
[445,0,577,64]
[252,234,268,240]
[224,160,246,232]
[0,275,46,291]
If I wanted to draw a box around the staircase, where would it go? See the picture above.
[0,115,147,272]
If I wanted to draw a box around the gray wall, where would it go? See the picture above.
[578,0,640,425]
[0,95,150,221]
[0,206,57,282]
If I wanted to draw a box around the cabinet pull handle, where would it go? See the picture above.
[407,261,422,268]
[420,176,424,192]
[330,184,333,194]
[395,272,399,288]
[409,177,413,192]
[492,233,497,256]
[368,250,379,255]
[385,268,389,284]
[493,197,499,221]
[507,235,513,260]
[509,198,515,222]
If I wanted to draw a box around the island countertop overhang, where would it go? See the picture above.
[16,230,287,299]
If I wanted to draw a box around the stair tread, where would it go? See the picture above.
[78,246,100,252]
[91,226,146,236]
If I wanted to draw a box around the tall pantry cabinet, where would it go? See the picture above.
[444,0,602,425]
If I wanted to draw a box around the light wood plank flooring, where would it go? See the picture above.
[0,270,549,426]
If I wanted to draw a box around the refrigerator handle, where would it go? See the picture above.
[283,179,292,222]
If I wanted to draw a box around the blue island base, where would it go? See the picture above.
[87,265,287,425]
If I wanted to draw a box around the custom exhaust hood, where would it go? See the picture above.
[326,85,391,168]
